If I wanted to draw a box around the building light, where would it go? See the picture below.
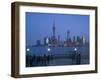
[83,37,86,45]
[46,38,49,44]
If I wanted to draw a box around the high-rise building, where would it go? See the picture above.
[57,35,60,46]
[82,36,86,45]
[44,37,49,46]
[53,21,56,38]
[36,40,41,46]
[73,36,76,43]
[58,35,60,42]
[50,20,57,46]
[67,30,70,40]
[66,30,72,46]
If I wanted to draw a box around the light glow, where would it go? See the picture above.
[47,48,51,52]
[26,48,30,51]
[74,48,77,51]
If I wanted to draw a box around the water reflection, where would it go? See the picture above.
[26,46,89,67]
[26,51,88,67]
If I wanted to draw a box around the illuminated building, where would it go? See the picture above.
[42,20,87,47]
[82,36,86,45]
[44,37,49,46]
[50,21,57,46]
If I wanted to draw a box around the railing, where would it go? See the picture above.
[26,51,84,67]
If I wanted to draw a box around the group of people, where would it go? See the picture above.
[26,54,53,67]
[71,51,81,64]
[26,51,81,67]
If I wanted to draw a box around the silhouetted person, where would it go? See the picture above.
[26,54,33,67]
[47,55,50,64]
[76,53,81,64]
[31,55,36,66]
[37,56,40,66]
[71,50,78,64]
[30,56,33,67]
[71,53,76,64]
[43,54,47,66]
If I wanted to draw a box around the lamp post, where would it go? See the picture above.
[47,48,51,52]
[26,48,31,55]
[26,48,31,66]
[27,48,30,52]
[47,47,51,56]
[72,48,77,64]
[74,48,77,52]
[74,47,81,64]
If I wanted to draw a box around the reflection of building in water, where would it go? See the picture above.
[36,20,87,47]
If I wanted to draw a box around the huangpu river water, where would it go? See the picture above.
[26,46,89,67]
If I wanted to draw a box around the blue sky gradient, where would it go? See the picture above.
[26,12,89,46]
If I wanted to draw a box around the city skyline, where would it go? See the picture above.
[26,12,89,46]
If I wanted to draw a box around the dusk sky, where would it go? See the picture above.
[26,12,89,46]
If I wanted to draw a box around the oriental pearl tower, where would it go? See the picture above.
[53,21,56,38]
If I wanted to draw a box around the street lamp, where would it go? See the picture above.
[74,48,77,51]
[27,48,30,52]
[47,48,51,52]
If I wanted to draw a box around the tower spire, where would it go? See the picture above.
[53,20,55,37]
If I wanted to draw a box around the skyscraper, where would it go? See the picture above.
[67,30,70,40]
[82,36,86,45]
[67,30,71,46]
[50,20,57,46]
[53,21,56,38]
[44,37,49,46]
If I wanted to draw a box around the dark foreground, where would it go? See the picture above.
[26,51,89,67]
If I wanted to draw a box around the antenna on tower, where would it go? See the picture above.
[52,19,56,37]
